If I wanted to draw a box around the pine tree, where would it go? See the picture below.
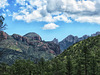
[66,56,73,75]
[82,45,91,75]
[75,57,82,75]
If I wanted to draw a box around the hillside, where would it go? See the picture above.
[0,31,61,64]
[0,32,100,75]
[55,34,100,75]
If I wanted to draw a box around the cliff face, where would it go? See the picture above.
[0,31,61,64]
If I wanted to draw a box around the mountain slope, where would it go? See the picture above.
[58,35,100,59]
[0,33,100,75]
[55,35,100,75]
[0,31,61,64]
[59,32,100,51]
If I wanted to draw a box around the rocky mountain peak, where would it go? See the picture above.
[52,38,59,44]
[24,32,42,41]
[64,35,78,43]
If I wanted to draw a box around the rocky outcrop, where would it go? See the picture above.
[12,33,61,55]
[12,34,28,43]
[24,32,42,41]
[0,31,8,41]
[52,38,59,44]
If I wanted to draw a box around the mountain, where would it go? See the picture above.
[0,31,61,64]
[1,33,100,75]
[54,35,100,74]
[59,35,79,51]
[59,32,100,51]
[57,34,100,59]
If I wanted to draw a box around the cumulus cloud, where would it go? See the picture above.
[0,0,9,8]
[75,16,100,24]
[42,23,59,30]
[12,0,100,24]
[13,10,42,22]
[1,0,100,25]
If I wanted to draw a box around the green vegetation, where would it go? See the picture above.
[0,34,100,75]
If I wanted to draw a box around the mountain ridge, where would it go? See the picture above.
[0,31,61,64]
[53,31,100,52]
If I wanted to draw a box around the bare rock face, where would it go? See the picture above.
[12,34,23,41]
[0,31,8,41]
[12,32,42,43]
[12,34,28,43]
[24,32,42,41]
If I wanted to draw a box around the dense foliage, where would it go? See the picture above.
[0,35,100,75]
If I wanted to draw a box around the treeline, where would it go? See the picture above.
[0,50,100,75]
[0,58,66,75]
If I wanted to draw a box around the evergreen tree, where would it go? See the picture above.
[82,46,90,75]
[37,57,45,75]
[75,57,82,75]
[66,56,73,75]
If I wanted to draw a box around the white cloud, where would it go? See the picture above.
[75,16,100,24]
[61,0,96,12]
[1,0,100,24]
[42,23,59,30]
[13,9,42,22]
[0,0,9,8]
[13,0,99,24]
[13,13,24,20]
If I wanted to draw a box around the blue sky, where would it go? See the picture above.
[0,0,100,41]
